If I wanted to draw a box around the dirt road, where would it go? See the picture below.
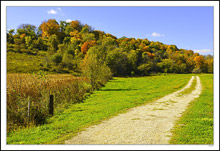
[65,76,202,144]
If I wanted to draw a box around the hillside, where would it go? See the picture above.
[7,19,213,75]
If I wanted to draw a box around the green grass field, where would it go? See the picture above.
[7,74,192,144]
[7,51,46,73]
[170,74,213,144]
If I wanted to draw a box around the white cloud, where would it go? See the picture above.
[193,49,213,54]
[146,32,165,37]
[151,32,165,37]
[47,9,57,14]
[57,7,62,11]
[66,19,72,23]
[47,8,64,16]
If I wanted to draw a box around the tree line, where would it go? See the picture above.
[7,19,213,79]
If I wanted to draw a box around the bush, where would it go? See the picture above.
[137,63,152,76]
[52,53,62,65]
[192,67,202,74]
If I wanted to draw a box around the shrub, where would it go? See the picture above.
[192,67,202,74]
[137,63,152,76]
[52,53,62,65]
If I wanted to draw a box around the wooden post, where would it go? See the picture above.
[49,95,54,116]
[27,101,30,121]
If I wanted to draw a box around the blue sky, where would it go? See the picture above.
[7,6,213,55]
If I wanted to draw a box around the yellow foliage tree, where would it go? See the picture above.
[40,19,60,38]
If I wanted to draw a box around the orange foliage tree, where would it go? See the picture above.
[81,40,96,54]
[40,19,60,38]
[194,55,205,69]
[146,52,155,59]
[70,20,81,31]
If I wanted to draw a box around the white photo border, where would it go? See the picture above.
[1,1,219,150]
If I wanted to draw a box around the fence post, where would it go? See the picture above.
[49,95,54,116]
[27,100,30,121]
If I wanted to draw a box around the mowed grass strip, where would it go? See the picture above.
[170,74,213,144]
[7,74,192,144]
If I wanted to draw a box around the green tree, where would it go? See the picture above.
[102,36,118,51]
[48,34,59,52]
[80,24,92,34]
[157,59,175,73]
[7,29,15,43]
[36,37,47,50]
[81,52,112,90]
[82,33,96,42]
[62,53,74,70]
[52,53,62,65]
[17,24,36,39]
[137,63,152,76]
[106,48,131,76]
[25,36,32,48]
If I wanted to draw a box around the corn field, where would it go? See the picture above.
[7,73,91,132]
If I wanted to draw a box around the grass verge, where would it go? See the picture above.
[7,74,192,144]
[169,74,213,144]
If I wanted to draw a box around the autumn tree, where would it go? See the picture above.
[65,20,82,35]
[81,40,96,54]
[193,55,207,73]
[40,19,60,38]
[70,30,81,40]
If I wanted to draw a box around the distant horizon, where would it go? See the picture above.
[7,6,214,55]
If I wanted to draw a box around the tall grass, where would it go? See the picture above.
[7,72,91,132]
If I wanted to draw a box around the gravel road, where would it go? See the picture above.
[65,76,202,144]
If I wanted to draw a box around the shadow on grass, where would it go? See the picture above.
[107,79,122,83]
[99,88,137,91]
